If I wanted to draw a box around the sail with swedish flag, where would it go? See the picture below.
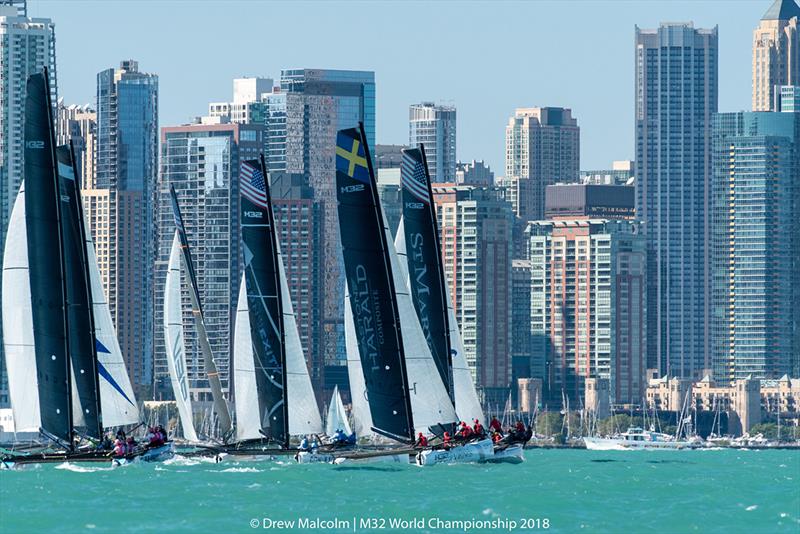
[336,124,458,443]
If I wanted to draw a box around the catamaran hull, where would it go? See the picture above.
[583,437,695,451]
[333,453,409,465]
[295,451,336,464]
[415,438,494,466]
[111,442,176,466]
[486,444,525,464]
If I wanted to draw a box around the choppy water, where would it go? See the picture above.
[1,449,798,533]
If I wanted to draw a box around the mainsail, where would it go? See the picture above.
[20,70,72,445]
[233,158,289,447]
[169,185,231,437]
[336,125,415,443]
[57,144,102,439]
[398,147,485,425]
[325,385,352,437]
[397,148,453,399]
[2,183,38,433]
[164,231,198,442]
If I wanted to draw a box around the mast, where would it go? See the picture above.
[168,184,232,438]
[235,156,289,447]
[57,142,103,440]
[23,69,73,448]
[336,123,415,443]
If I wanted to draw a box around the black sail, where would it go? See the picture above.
[24,70,73,445]
[238,157,288,447]
[336,125,414,443]
[400,147,454,401]
[57,144,103,439]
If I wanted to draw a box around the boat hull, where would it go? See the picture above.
[415,438,494,466]
[111,442,175,466]
[486,444,525,464]
[583,437,695,450]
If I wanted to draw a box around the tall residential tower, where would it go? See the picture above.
[635,23,718,379]
[409,102,457,182]
[752,0,800,111]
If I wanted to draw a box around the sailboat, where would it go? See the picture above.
[325,385,352,438]
[1,70,148,468]
[162,184,233,444]
[335,124,485,466]
[394,146,522,465]
[229,157,323,459]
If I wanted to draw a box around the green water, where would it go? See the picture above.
[1,449,798,533]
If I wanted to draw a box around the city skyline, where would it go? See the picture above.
[32,0,758,172]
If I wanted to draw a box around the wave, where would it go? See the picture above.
[54,462,114,473]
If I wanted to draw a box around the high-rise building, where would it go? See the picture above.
[207,77,274,129]
[580,160,635,186]
[776,84,800,111]
[545,183,635,220]
[711,110,800,382]
[432,185,514,407]
[511,259,532,403]
[504,107,580,222]
[280,68,375,367]
[527,219,647,405]
[455,160,494,187]
[377,168,402,236]
[56,101,96,187]
[0,2,57,407]
[155,122,264,399]
[752,0,800,111]
[409,102,456,182]
[635,23,718,379]
[93,60,158,396]
[374,144,406,170]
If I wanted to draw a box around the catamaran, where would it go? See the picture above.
[1,70,153,469]
[395,146,524,465]
[334,124,478,466]
[226,157,323,461]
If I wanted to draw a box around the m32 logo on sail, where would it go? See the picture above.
[243,211,263,219]
[340,184,365,194]
[26,140,45,149]
[405,202,424,210]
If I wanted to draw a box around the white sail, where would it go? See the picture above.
[279,252,323,435]
[385,215,457,435]
[1,184,41,433]
[395,217,485,426]
[325,385,352,437]
[232,274,261,442]
[164,232,198,442]
[86,220,139,428]
[344,281,374,439]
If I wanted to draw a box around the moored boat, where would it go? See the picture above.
[584,427,698,450]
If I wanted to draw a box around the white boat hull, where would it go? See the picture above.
[334,453,409,465]
[486,444,525,464]
[583,437,694,450]
[295,451,336,464]
[415,438,494,466]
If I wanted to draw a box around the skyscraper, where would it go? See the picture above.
[409,102,456,182]
[280,68,375,367]
[56,101,96,187]
[635,23,718,379]
[156,122,264,399]
[504,107,580,222]
[527,220,647,405]
[0,1,57,407]
[93,60,158,396]
[711,110,800,382]
[752,0,800,111]
[432,185,514,407]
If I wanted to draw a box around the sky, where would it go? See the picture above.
[28,0,766,172]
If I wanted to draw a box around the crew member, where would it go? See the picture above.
[443,432,452,449]
[416,433,428,448]
[473,419,485,437]
[489,417,502,433]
